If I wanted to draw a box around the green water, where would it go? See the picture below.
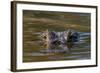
[23,10,91,62]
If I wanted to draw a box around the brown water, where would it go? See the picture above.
[23,10,91,62]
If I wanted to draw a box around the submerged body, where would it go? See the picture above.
[40,29,79,53]
[41,29,79,45]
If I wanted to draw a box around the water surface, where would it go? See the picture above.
[23,10,91,62]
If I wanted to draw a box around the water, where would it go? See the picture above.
[23,10,91,62]
[23,32,91,62]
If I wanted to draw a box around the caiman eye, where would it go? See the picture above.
[43,36,46,39]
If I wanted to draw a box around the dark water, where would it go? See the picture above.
[23,10,91,62]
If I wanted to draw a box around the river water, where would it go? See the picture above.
[23,32,91,62]
[23,10,91,62]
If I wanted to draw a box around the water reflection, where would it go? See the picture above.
[40,41,74,53]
